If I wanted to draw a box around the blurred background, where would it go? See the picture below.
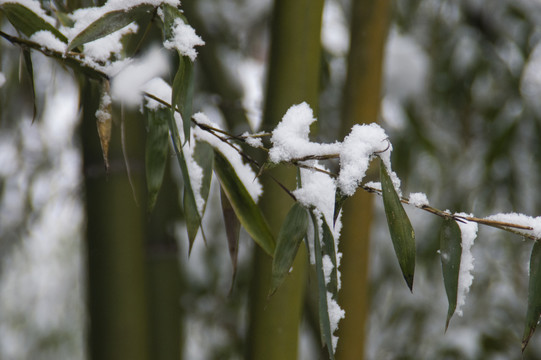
[2,0,541,358]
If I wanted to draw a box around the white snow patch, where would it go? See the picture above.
[111,47,169,107]
[338,123,389,196]
[242,132,264,148]
[269,102,340,163]
[164,19,205,61]
[30,31,67,52]
[408,192,429,208]
[293,162,336,226]
[454,213,478,317]
[485,212,541,239]
[142,77,172,110]
[0,0,57,26]
[193,112,262,202]
[326,291,345,351]
[0,73,5,88]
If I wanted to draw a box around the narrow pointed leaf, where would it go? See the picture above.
[67,5,153,51]
[380,159,416,291]
[310,211,335,360]
[145,108,169,213]
[1,3,68,42]
[220,187,240,284]
[21,48,37,123]
[333,190,348,225]
[171,56,194,142]
[321,216,339,298]
[522,241,541,352]
[167,111,202,251]
[439,218,462,331]
[96,83,113,171]
[270,202,308,296]
[193,140,213,213]
[213,150,275,256]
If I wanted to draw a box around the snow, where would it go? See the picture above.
[408,192,429,208]
[110,47,169,106]
[270,103,400,196]
[293,162,336,227]
[95,92,112,123]
[29,31,67,52]
[192,112,262,202]
[82,23,139,64]
[454,213,478,317]
[142,77,172,110]
[326,291,345,351]
[0,73,5,88]
[338,123,390,196]
[269,102,340,163]
[485,212,541,239]
[241,132,264,148]
[163,18,205,61]
[0,0,57,26]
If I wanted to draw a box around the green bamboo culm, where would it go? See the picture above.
[246,0,325,359]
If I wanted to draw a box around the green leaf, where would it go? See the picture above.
[171,56,194,142]
[1,3,68,43]
[145,107,170,213]
[67,5,153,51]
[167,108,202,252]
[193,140,213,214]
[522,241,541,352]
[21,48,37,123]
[270,202,308,296]
[333,190,348,225]
[380,159,416,291]
[439,218,462,331]
[321,216,339,298]
[220,187,240,286]
[213,150,275,256]
[161,4,195,142]
[310,211,335,360]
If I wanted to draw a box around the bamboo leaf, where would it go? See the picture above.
[21,48,37,123]
[220,187,240,286]
[270,202,308,296]
[333,190,348,225]
[439,218,462,331]
[522,241,541,352]
[321,216,339,298]
[145,107,169,213]
[380,159,416,291]
[67,5,153,51]
[310,211,335,360]
[193,140,213,214]
[161,4,195,142]
[213,150,275,256]
[183,184,201,252]
[171,56,194,142]
[167,110,202,252]
[1,3,68,43]
[96,82,113,171]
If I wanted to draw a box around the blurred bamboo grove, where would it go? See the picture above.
[1,0,541,359]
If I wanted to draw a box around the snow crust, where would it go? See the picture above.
[485,212,541,239]
[270,102,398,196]
[163,18,205,61]
[30,31,67,52]
[193,112,262,202]
[408,192,429,208]
[454,213,478,317]
[111,47,169,106]
[327,291,345,350]
[142,77,172,110]
[269,102,340,163]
